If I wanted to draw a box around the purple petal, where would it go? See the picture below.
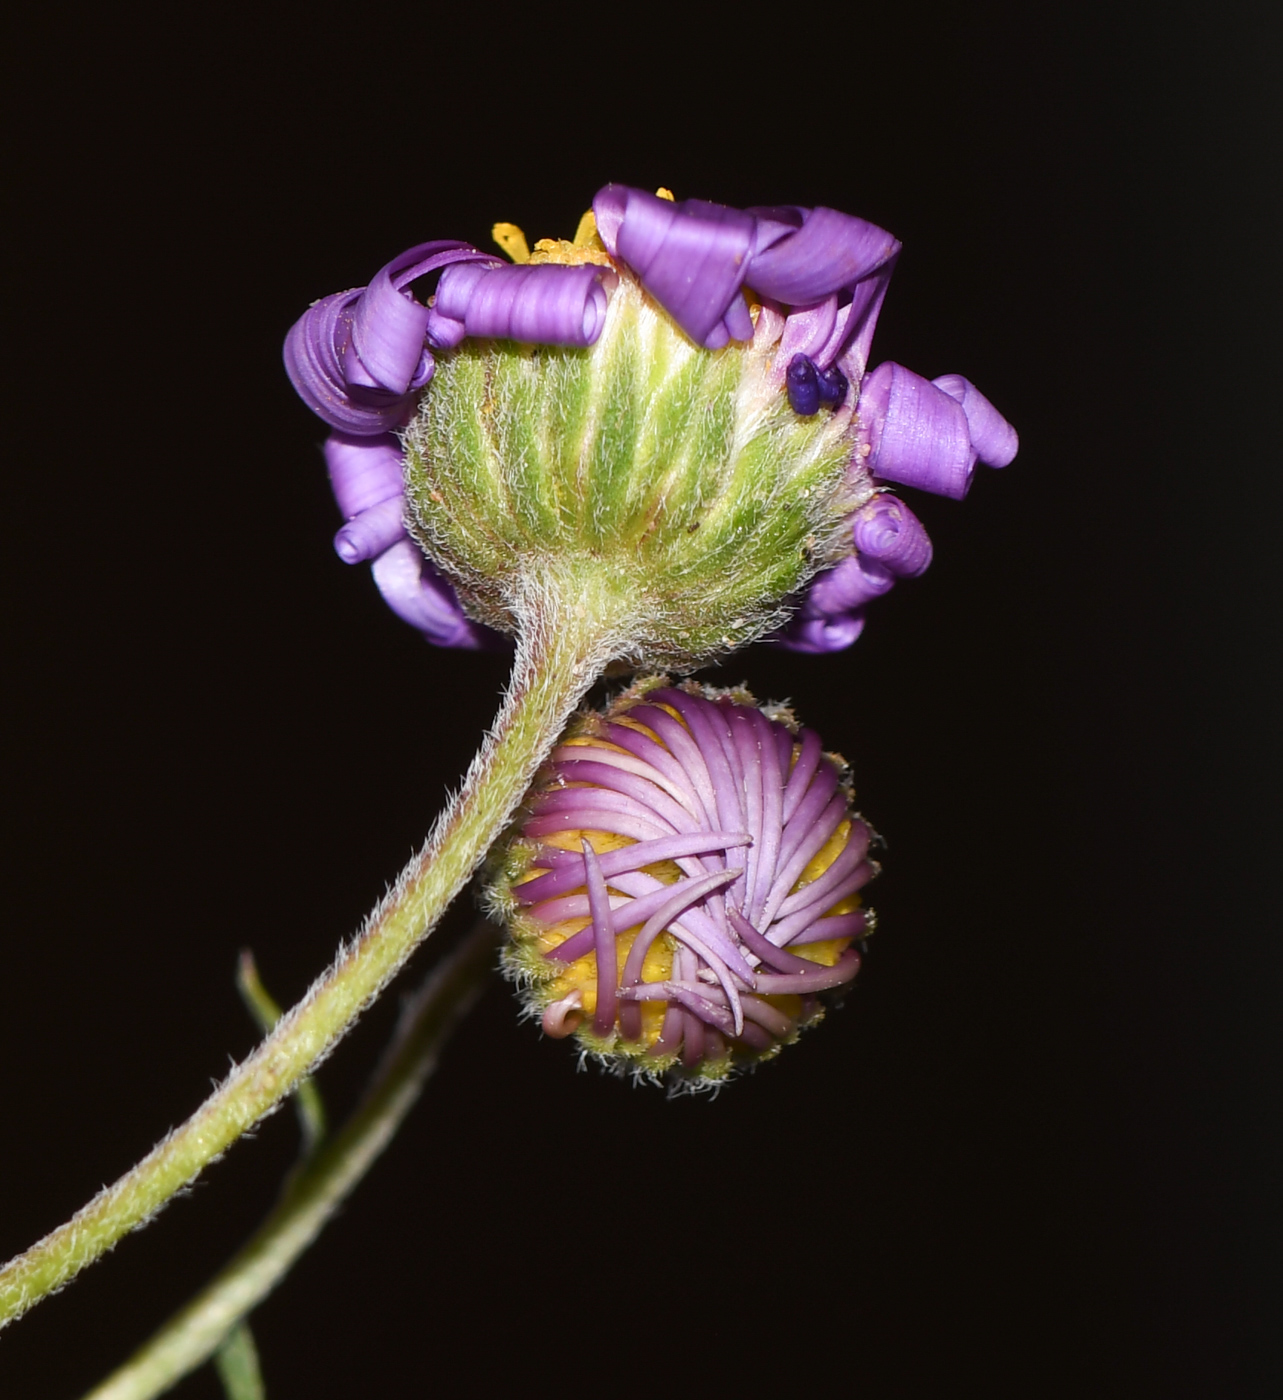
[727,908,822,975]
[743,206,901,306]
[433,262,617,346]
[851,495,933,577]
[751,948,861,995]
[431,263,487,323]
[859,362,977,500]
[747,205,805,252]
[334,496,406,565]
[593,185,756,347]
[582,841,618,1036]
[284,289,410,435]
[514,831,750,905]
[932,374,1019,467]
[773,611,867,654]
[790,909,868,945]
[721,292,755,344]
[781,728,823,825]
[592,188,900,366]
[835,264,896,383]
[590,184,627,255]
[424,306,468,350]
[777,295,839,366]
[815,297,857,367]
[323,432,404,518]
[369,539,499,650]
[348,261,431,396]
[284,241,497,432]
[805,555,895,616]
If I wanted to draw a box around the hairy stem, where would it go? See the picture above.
[0,571,624,1328]
[82,917,501,1400]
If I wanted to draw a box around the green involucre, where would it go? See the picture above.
[402,274,869,666]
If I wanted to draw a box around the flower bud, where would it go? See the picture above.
[488,680,878,1087]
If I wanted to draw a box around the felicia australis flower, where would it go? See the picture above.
[486,680,875,1085]
[284,184,1016,662]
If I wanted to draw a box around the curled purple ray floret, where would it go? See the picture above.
[592,184,900,359]
[775,612,868,654]
[743,204,901,307]
[324,432,403,519]
[933,373,1019,467]
[855,362,1019,499]
[433,262,617,347]
[774,495,935,653]
[851,495,933,577]
[324,433,407,565]
[284,289,408,435]
[321,432,504,649]
[283,241,497,435]
[370,539,502,651]
[348,256,431,396]
[593,185,758,349]
[334,497,406,566]
[806,555,896,615]
[772,554,891,655]
[858,362,977,500]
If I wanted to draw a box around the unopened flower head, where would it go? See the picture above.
[488,679,878,1087]
[284,185,1017,662]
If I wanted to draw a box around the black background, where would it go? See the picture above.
[2,3,1278,1397]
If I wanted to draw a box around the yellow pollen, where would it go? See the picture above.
[493,190,676,270]
[493,209,612,268]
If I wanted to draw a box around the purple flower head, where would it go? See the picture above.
[493,681,877,1086]
[284,185,1016,660]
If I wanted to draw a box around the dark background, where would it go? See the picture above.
[2,3,1278,1397]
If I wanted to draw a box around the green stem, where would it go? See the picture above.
[0,574,622,1328]
[82,918,501,1400]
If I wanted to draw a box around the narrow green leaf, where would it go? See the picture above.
[237,953,326,1156]
[213,1321,265,1400]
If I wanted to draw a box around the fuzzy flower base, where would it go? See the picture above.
[488,679,878,1089]
[403,269,864,663]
